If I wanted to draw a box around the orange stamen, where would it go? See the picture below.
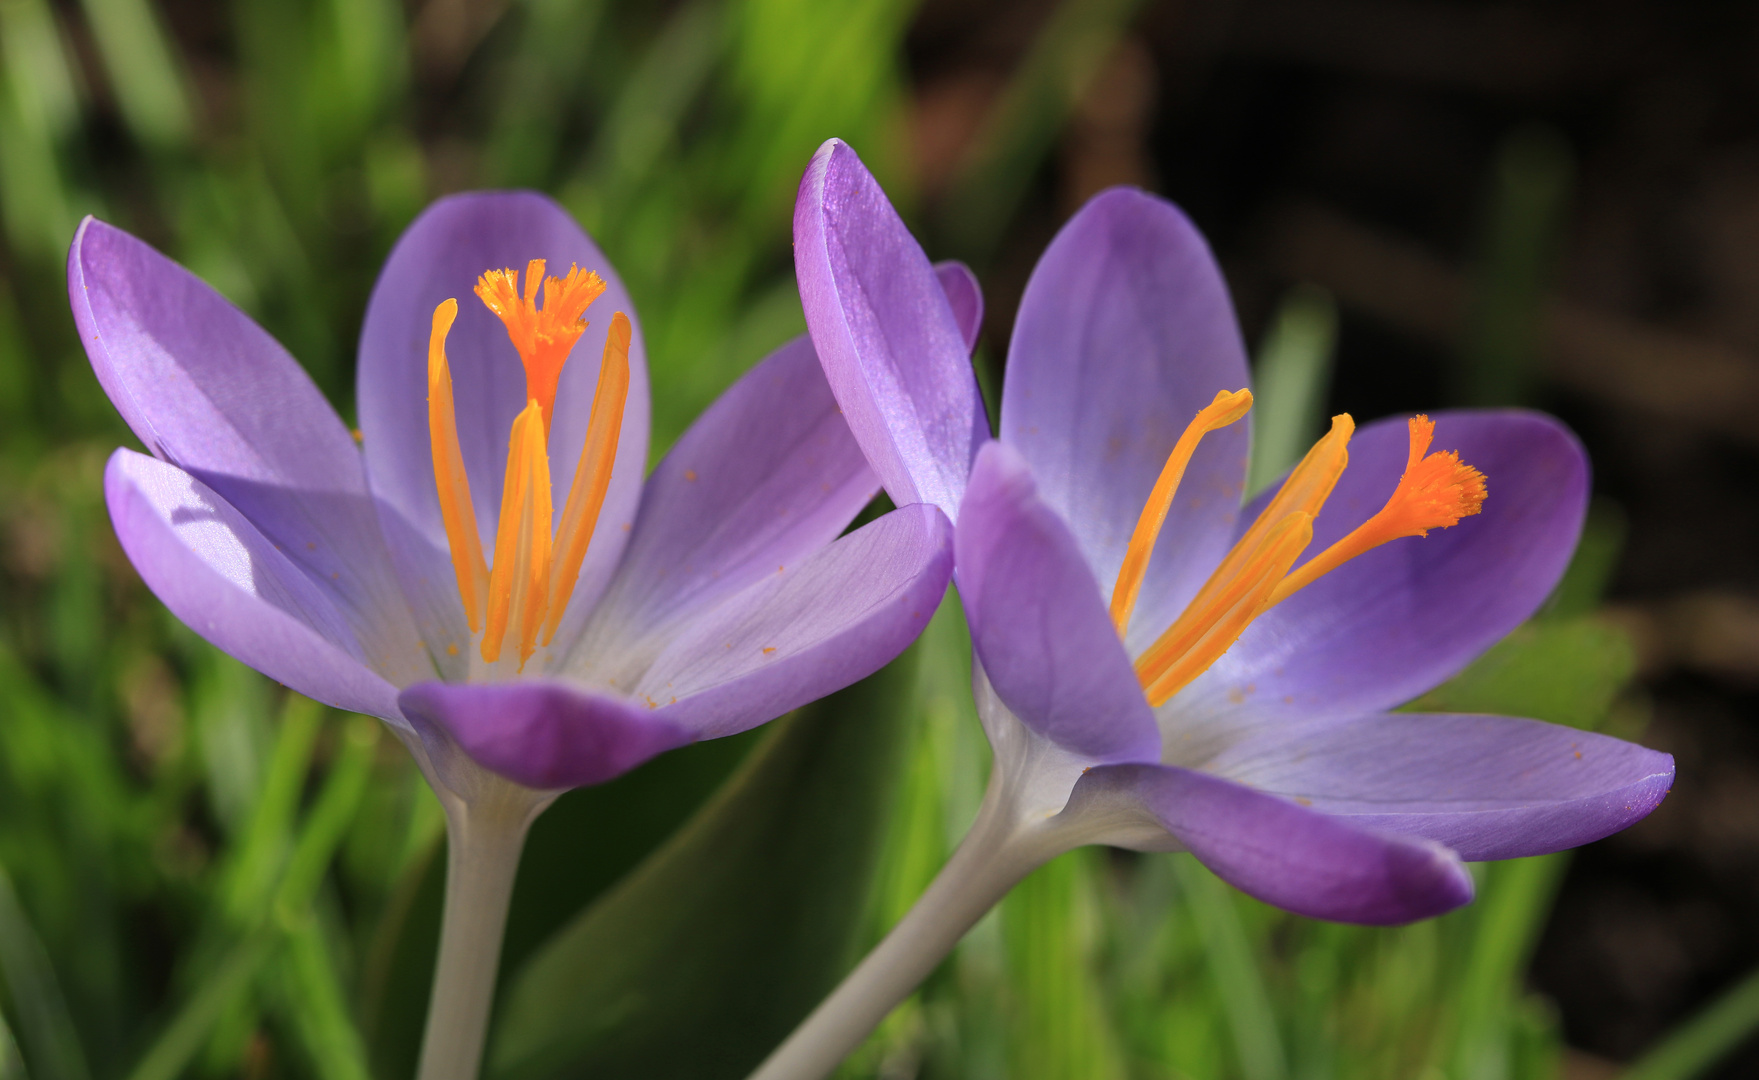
[481,400,553,670]
[1139,511,1313,706]
[1267,415,1486,605]
[1109,389,1252,633]
[543,312,632,645]
[428,300,489,633]
[475,259,607,432]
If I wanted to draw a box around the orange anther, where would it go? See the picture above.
[1109,389,1252,634]
[428,299,489,633]
[543,311,632,645]
[481,400,553,669]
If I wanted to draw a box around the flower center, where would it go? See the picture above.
[427,260,631,671]
[1109,398,1487,707]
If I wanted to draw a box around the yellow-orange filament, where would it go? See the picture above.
[543,312,632,645]
[1109,388,1252,633]
[1267,415,1486,605]
[1138,511,1313,705]
[476,259,607,432]
[428,300,489,633]
[482,401,553,669]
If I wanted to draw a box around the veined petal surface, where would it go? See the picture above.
[105,450,404,721]
[795,139,983,522]
[933,261,984,353]
[568,334,877,680]
[957,442,1161,765]
[399,680,692,790]
[70,219,428,687]
[1000,188,1251,654]
[638,503,953,740]
[1205,712,1674,860]
[357,192,651,667]
[1066,762,1475,925]
[1177,410,1587,727]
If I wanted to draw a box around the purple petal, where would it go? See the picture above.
[1205,712,1674,861]
[934,261,984,352]
[399,680,692,790]
[633,503,953,740]
[105,449,403,721]
[356,192,651,663]
[795,139,983,522]
[568,333,878,673]
[69,218,428,686]
[1068,762,1475,924]
[999,188,1252,654]
[956,442,1162,764]
[1180,411,1588,722]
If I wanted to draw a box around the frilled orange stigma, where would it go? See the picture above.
[475,259,607,432]
[427,266,629,672]
[1128,410,1485,708]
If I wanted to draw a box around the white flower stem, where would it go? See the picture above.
[747,774,1067,1080]
[414,792,537,1080]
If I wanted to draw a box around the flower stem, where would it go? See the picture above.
[747,777,1063,1080]
[415,792,538,1080]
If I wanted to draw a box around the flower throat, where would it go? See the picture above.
[1110,391,1488,707]
[427,260,630,671]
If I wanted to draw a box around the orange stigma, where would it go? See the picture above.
[1127,409,1486,707]
[475,259,607,431]
[428,267,629,671]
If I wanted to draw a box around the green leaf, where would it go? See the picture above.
[1403,617,1634,732]
[361,731,763,1080]
[489,650,920,1080]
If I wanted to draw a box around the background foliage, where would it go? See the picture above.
[0,0,1747,1078]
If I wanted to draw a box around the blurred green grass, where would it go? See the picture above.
[0,1,1697,1078]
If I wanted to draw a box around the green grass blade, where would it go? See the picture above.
[0,862,88,1080]
[1620,966,1759,1080]
[1172,858,1288,1080]
[1247,285,1338,498]
[75,0,195,149]
[122,934,277,1080]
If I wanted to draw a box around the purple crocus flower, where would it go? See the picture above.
[69,191,953,1080]
[751,141,1673,1080]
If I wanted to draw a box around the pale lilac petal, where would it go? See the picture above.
[795,139,983,522]
[999,188,1252,654]
[1067,762,1475,924]
[567,333,877,675]
[1205,712,1674,861]
[957,442,1161,764]
[356,192,651,666]
[631,503,953,740]
[105,450,404,721]
[934,261,984,352]
[1180,411,1588,723]
[399,680,692,790]
[70,219,428,687]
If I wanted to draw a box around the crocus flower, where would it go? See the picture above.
[69,191,953,1080]
[752,141,1673,1080]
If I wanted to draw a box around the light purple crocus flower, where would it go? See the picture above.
[750,140,1674,1080]
[69,191,953,1080]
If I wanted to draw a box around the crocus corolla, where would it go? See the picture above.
[69,191,953,1080]
[751,141,1673,1080]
